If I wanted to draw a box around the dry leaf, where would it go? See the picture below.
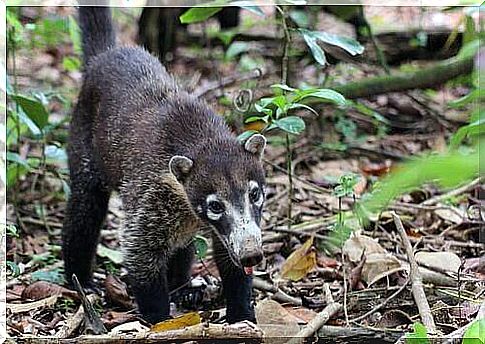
[283,306,318,324]
[151,312,201,332]
[343,235,402,285]
[343,235,386,263]
[434,206,465,225]
[7,295,59,314]
[255,299,300,338]
[104,274,133,309]
[22,281,77,301]
[365,254,403,286]
[102,311,138,330]
[280,236,317,281]
[415,251,461,273]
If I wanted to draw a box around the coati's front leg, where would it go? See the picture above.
[213,237,256,323]
[126,252,171,323]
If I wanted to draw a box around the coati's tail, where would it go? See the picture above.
[78,7,116,65]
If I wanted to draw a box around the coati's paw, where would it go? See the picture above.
[143,312,172,325]
[170,285,206,310]
[226,309,256,324]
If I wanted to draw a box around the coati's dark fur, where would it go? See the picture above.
[62,8,266,324]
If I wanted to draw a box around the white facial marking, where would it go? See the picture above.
[228,190,262,257]
[249,180,264,208]
[206,194,223,221]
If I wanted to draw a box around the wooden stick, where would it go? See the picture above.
[71,275,107,335]
[253,277,302,306]
[286,284,341,344]
[421,177,481,206]
[56,294,100,339]
[392,212,437,335]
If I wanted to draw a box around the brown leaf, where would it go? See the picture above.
[21,281,77,301]
[255,299,300,337]
[102,311,138,330]
[317,254,338,268]
[104,275,133,309]
[281,236,317,282]
[151,312,201,332]
[284,306,318,324]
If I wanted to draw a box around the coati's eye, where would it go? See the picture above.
[208,200,225,214]
[249,187,260,203]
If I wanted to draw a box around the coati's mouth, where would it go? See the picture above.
[210,226,262,275]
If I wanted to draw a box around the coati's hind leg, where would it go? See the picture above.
[62,106,111,286]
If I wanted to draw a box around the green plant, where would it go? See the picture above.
[462,318,485,344]
[406,322,430,344]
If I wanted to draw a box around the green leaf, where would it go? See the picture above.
[68,15,82,55]
[7,163,29,187]
[62,56,81,72]
[11,94,49,129]
[274,116,306,135]
[462,318,485,344]
[230,2,265,16]
[226,41,251,60]
[97,244,123,265]
[7,152,31,169]
[45,145,68,164]
[16,108,42,137]
[359,148,480,220]
[405,322,429,344]
[299,28,364,56]
[180,6,223,24]
[194,235,209,259]
[289,9,309,28]
[298,88,346,106]
[271,83,296,92]
[287,103,318,116]
[300,30,327,66]
[7,261,20,277]
[31,269,65,284]
[448,89,481,108]
[237,130,258,142]
[245,115,267,123]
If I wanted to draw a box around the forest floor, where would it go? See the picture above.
[5,6,483,343]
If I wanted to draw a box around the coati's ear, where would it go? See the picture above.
[244,134,266,160]
[169,155,193,182]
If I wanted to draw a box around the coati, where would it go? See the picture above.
[62,7,266,324]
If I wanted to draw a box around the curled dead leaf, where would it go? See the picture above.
[281,236,317,282]
[21,281,78,301]
[104,274,133,309]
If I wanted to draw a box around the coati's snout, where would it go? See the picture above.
[169,134,267,270]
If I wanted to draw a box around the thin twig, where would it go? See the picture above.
[351,278,410,322]
[421,177,481,206]
[392,211,437,335]
[286,284,342,344]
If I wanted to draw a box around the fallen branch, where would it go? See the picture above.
[392,212,437,335]
[8,321,263,343]
[321,55,473,100]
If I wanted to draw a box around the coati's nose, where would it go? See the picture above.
[240,250,263,267]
